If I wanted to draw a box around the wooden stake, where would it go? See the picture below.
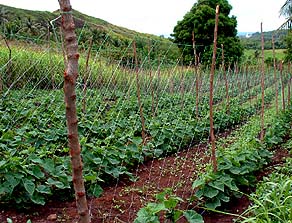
[260,22,265,142]
[133,41,146,143]
[272,35,279,114]
[192,31,200,119]
[280,61,285,111]
[288,62,291,105]
[210,5,219,173]
[221,44,229,112]
[58,0,90,222]
[82,36,93,114]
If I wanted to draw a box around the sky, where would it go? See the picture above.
[0,0,288,36]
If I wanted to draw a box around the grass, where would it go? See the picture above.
[244,49,286,63]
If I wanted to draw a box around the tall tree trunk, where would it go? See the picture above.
[210,5,219,173]
[58,0,90,222]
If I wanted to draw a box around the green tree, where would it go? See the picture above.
[172,0,243,66]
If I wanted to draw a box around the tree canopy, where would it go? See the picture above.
[172,0,243,66]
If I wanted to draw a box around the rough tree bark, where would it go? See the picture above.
[210,5,219,173]
[57,0,90,222]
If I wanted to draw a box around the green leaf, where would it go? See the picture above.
[208,180,224,192]
[183,210,204,223]
[31,165,45,179]
[0,160,6,168]
[36,185,51,194]
[6,218,13,223]
[134,208,159,223]
[89,184,103,198]
[131,136,143,145]
[46,178,65,189]
[203,186,219,199]
[173,210,183,222]
[23,179,35,195]
[205,197,221,209]
[192,178,205,189]
[31,193,46,205]
[146,203,167,214]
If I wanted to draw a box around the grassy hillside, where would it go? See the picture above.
[0,4,179,65]
[240,30,287,50]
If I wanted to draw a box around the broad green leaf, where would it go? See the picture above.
[183,210,204,223]
[23,179,35,195]
[31,165,45,179]
[134,208,159,223]
[203,186,219,199]
[36,185,51,194]
[31,193,45,205]
[46,178,65,189]
[205,197,221,209]
[208,180,224,192]
[192,178,205,189]
[89,184,103,198]
[6,218,13,223]
[146,203,167,214]
[0,160,6,168]
[173,210,183,222]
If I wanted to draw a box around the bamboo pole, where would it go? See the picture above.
[210,5,219,173]
[57,0,90,222]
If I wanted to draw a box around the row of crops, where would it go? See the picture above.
[0,41,291,222]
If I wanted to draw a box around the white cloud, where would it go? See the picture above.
[0,0,287,35]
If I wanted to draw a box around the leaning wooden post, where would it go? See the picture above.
[210,5,219,173]
[133,41,146,143]
[57,0,90,222]
[260,22,265,142]
[272,35,279,114]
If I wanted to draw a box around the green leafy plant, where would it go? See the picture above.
[134,188,204,223]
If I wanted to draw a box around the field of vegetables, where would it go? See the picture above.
[0,42,291,223]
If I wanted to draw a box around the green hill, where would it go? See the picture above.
[0,4,179,65]
[240,30,287,50]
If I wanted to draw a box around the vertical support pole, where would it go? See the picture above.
[82,37,93,114]
[260,22,265,142]
[210,5,219,173]
[221,44,229,112]
[133,41,146,144]
[192,31,200,119]
[288,61,291,105]
[148,39,155,116]
[280,61,285,111]
[57,1,90,222]
[272,35,279,114]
